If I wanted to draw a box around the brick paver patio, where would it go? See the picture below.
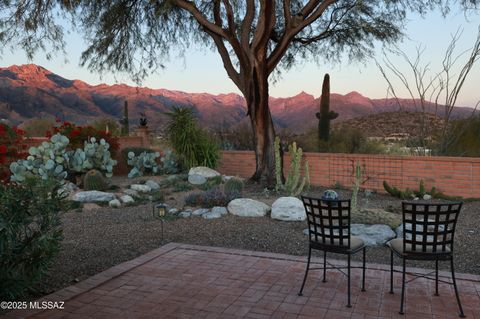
[4,243,480,319]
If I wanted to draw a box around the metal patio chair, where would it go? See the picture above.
[298,196,366,308]
[389,201,465,317]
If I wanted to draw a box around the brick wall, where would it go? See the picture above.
[217,151,480,198]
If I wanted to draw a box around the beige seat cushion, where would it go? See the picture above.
[310,235,364,251]
[389,238,450,254]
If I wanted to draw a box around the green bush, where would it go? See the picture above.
[166,107,219,169]
[224,178,244,194]
[0,178,66,300]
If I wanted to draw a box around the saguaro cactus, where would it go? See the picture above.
[120,100,129,136]
[316,74,338,141]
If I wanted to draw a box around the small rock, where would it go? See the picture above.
[211,206,228,215]
[168,208,179,215]
[123,189,139,197]
[271,197,306,221]
[146,180,160,190]
[423,194,432,200]
[192,208,210,216]
[413,197,419,201]
[120,195,134,204]
[109,199,121,208]
[303,228,310,236]
[222,175,234,182]
[188,174,207,185]
[179,210,192,218]
[203,211,222,219]
[130,184,152,193]
[227,198,270,217]
[73,191,116,202]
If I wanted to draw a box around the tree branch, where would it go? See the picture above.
[173,0,227,38]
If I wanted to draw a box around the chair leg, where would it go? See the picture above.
[434,260,439,296]
[298,246,312,296]
[399,258,406,315]
[362,247,366,292]
[450,258,466,318]
[322,251,327,282]
[390,250,394,294]
[347,254,352,308]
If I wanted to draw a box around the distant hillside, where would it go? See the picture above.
[0,64,475,133]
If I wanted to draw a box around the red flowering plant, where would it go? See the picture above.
[0,124,27,183]
[46,122,119,156]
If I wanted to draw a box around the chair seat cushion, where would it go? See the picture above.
[310,235,364,251]
[389,238,451,254]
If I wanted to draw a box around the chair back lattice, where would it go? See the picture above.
[302,196,351,249]
[402,201,463,254]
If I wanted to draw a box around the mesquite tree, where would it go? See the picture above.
[1,1,478,186]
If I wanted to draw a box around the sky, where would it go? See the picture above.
[1,7,479,108]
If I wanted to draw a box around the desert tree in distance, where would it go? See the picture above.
[376,26,480,155]
[0,0,479,186]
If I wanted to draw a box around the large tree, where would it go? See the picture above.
[0,0,478,186]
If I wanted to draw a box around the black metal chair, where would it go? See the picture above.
[298,196,366,308]
[388,201,465,317]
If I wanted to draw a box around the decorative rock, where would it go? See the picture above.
[351,224,396,246]
[73,191,116,202]
[211,206,228,216]
[227,198,270,217]
[145,180,160,190]
[168,208,179,215]
[192,208,210,216]
[130,184,152,193]
[109,199,121,208]
[123,189,139,197]
[303,228,310,236]
[222,175,234,182]
[179,210,192,218]
[271,197,306,221]
[188,166,221,179]
[120,195,134,204]
[203,211,222,219]
[188,174,207,185]
[59,182,79,195]
[423,194,432,200]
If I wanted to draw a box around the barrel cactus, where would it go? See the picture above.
[127,151,160,178]
[10,134,69,182]
[322,189,339,201]
[83,169,108,191]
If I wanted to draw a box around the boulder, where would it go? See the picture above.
[109,199,122,208]
[351,224,396,246]
[203,211,222,219]
[168,208,179,215]
[227,198,270,217]
[188,174,207,185]
[130,184,152,193]
[179,210,192,218]
[192,208,210,216]
[145,180,160,190]
[271,197,306,221]
[73,191,116,202]
[211,206,228,215]
[188,166,221,179]
[120,195,134,204]
[59,182,79,195]
[123,189,139,197]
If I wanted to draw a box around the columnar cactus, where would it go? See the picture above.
[120,100,129,136]
[316,74,338,141]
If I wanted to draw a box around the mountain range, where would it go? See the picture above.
[0,64,475,134]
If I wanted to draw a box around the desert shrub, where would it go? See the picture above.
[167,107,219,169]
[439,117,480,157]
[47,121,119,156]
[0,124,27,183]
[224,178,244,194]
[89,117,121,136]
[0,178,66,300]
[185,187,240,208]
[20,118,55,137]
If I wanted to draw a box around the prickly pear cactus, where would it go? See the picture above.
[10,134,69,182]
[127,151,160,178]
[69,137,117,177]
[83,169,108,191]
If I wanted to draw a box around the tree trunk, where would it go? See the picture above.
[244,62,277,188]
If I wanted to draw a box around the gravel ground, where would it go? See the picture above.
[31,187,480,299]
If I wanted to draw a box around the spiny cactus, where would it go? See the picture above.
[224,177,244,195]
[316,74,338,141]
[274,136,310,197]
[69,137,117,178]
[127,151,160,178]
[83,169,108,191]
[120,100,129,136]
[351,161,362,212]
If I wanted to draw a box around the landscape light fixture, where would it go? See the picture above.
[152,203,167,243]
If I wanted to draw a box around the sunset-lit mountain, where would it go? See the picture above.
[0,64,474,133]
